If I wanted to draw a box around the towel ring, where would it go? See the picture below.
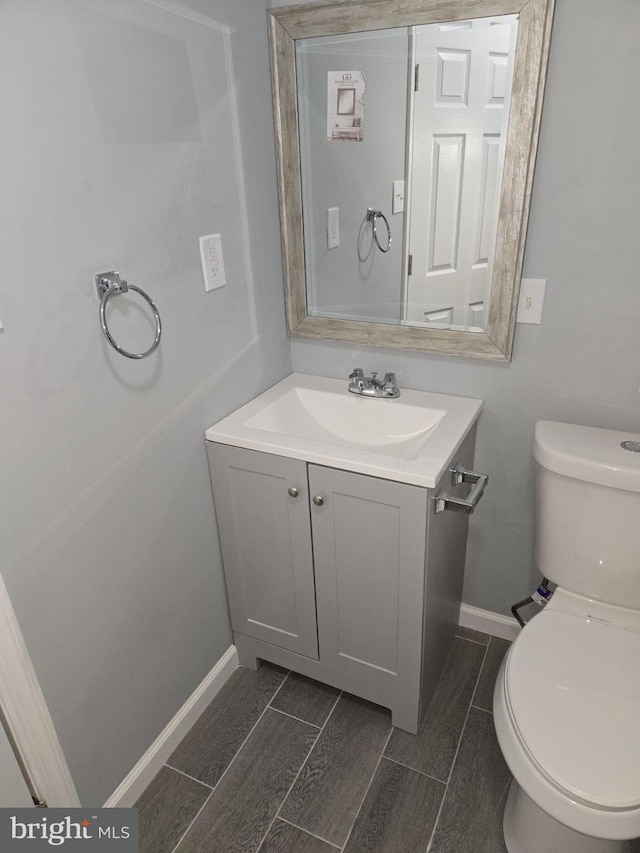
[95,271,162,360]
[366,207,392,253]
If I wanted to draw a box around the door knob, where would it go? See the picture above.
[312,495,325,507]
[288,487,299,498]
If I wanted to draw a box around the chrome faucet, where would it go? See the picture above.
[348,368,400,398]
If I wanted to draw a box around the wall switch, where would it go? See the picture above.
[392,180,405,214]
[517,278,546,324]
[199,233,226,291]
[327,207,339,249]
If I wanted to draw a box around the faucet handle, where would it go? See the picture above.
[381,372,400,397]
[349,368,364,380]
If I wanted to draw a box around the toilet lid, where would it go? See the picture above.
[505,609,640,810]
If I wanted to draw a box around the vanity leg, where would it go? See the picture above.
[390,699,420,736]
[234,634,259,670]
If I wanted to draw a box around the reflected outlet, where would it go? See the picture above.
[199,233,226,291]
[327,207,339,249]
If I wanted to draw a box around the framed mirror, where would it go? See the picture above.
[268,0,555,360]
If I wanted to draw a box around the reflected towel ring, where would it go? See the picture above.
[366,207,392,253]
[95,271,162,360]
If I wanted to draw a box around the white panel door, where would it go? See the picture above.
[309,465,427,691]
[406,18,516,327]
[207,444,319,659]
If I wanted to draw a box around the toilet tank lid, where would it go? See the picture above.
[534,420,640,492]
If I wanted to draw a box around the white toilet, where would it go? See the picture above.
[493,420,640,853]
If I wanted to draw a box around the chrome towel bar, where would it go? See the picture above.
[366,207,392,253]
[434,464,488,514]
[95,271,162,360]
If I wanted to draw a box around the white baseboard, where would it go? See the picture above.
[104,645,239,807]
[458,603,521,641]
[105,608,517,807]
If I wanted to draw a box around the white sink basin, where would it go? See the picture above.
[206,373,482,487]
[244,387,446,454]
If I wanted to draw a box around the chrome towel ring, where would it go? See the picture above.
[95,271,162,360]
[366,207,392,253]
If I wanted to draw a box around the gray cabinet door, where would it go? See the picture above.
[207,444,318,659]
[308,465,427,691]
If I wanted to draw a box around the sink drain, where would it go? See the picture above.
[620,440,640,453]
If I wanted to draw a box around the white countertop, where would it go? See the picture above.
[205,373,483,488]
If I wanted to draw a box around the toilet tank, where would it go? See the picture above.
[534,421,640,609]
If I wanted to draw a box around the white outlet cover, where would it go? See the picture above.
[327,207,339,249]
[199,233,226,291]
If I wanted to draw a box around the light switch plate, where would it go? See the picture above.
[392,180,405,214]
[517,278,546,324]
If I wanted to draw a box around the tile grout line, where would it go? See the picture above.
[255,690,344,853]
[338,724,395,852]
[470,635,510,714]
[269,669,292,705]
[278,816,342,849]
[169,669,291,853]
[426,641,489,853]
[382,754,448,787]
[468,636,491,709]
[455,633,491,648]
[424,770,451,853]
[163,763,215,790]
[268,706,322,729]
[168,778,216,853]
[447,642,488,788]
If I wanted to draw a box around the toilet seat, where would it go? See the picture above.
[504,608,640,812]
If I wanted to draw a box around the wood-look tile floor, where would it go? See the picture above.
[136,630,640,853]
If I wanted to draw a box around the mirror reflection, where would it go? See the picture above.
[296,15,518,332]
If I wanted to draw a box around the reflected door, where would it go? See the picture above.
[406,18,517,329]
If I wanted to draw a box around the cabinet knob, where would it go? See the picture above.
[312,495,325,507]
[288,487,299,498]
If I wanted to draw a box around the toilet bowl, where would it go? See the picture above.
[493,421,640,852]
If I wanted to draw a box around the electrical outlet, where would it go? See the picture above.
[517,278,546,324]
[199,234,226,291]
[327,207,339,249]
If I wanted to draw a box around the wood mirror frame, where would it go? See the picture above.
[268,0,555,361]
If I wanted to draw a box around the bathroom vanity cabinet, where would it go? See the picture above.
[206,425,477,734]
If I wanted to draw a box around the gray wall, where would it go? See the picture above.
[0,0,290,805]
[286,0,640,615]
[3,0,640,807]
